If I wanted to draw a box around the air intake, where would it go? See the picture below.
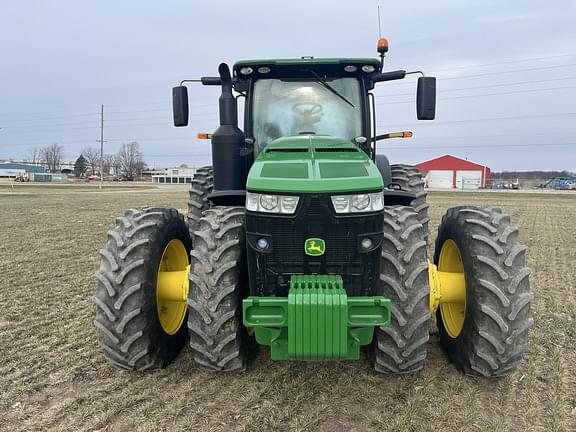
[266,148,309,153]
[315,148,359,153]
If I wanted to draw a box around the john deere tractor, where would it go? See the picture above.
[94,39,532,376]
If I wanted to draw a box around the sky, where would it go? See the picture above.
[1,0,575,171]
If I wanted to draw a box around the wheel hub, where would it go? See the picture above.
[156,239,190,335]
[428,239,466,338]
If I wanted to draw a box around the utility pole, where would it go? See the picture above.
[99,104,104,190]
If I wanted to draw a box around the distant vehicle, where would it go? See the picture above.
[114,175,134,182]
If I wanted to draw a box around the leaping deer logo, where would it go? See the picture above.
[305,238,325,256]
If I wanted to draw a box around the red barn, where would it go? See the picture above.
[416,154,491,189]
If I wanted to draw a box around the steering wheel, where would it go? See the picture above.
[292,103,323,116]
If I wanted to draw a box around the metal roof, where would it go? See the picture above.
[0,162,45,173]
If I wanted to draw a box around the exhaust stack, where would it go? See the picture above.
[210,63,247,203]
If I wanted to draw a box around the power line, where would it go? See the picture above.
[377,112,576,128]
[375,86,576,105]
[5,82,573,132]
[2,110,575,137]
[4,130,574,149]
[3,75,572,126]
[0,112,101,124]
[376,76,576,98]
[3,75,574,129]
[104,113,217,122]
[0,112,217,129]
[426,53,576,74]
[106,102,218,115]
[380,142,576,150]
[382,62,576,88]
[2,53,575,119]
[0,122,179,133]
[442,63,576,80]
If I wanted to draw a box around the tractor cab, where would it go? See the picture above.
[233,58,379,155]
[173,47,436,206]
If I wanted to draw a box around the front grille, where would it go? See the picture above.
[246,194,383,297]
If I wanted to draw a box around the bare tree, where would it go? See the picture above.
[24,147,42,165]
[82,146,100,175]
[117,142,145,179]
[102,154,117,177]
[39,143,64,173]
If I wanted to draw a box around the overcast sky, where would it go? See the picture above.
[1,0,575,171]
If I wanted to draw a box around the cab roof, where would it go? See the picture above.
[233,57,381,79]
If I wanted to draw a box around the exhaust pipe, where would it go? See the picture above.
[210,63,247,203]
[218,63,237,126]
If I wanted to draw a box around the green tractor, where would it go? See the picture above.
[94,39,533,376]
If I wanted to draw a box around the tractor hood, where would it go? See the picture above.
[246,135,383,193]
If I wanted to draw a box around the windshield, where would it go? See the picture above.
[252,77,363,153]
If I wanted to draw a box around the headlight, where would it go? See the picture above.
[246,192,300,214]
[331,192,384,213]
[259,194,278,211]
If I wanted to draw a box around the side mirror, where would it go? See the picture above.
[417,77,436,120]
[172,86,189,127]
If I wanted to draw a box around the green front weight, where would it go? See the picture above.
[243,275,391,360]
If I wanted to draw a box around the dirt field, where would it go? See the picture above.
[0,189,574,431]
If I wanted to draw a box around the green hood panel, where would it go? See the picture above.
[247,136,383,193]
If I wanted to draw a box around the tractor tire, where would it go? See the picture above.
[390,164,429,239]
[187,166,214,235]
[94,207,192,371]
[434,206,533,377]
[376,154,392,188]
[372,206,430,373]
[187,206,249,371]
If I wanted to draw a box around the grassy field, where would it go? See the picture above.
[0,189,574,431]
[0,183,158,193]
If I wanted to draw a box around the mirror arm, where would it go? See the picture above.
[179,77,224,86]
[179,79,201,85]
[406,71,426,77]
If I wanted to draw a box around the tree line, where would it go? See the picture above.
[24,142,146,179]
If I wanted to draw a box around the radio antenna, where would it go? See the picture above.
[377,5,382,38]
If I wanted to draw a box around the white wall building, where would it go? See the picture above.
[152,167,198,184]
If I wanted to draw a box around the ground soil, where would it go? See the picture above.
[0,188,574,431]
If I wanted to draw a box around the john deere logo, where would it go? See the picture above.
[305,238,325,256]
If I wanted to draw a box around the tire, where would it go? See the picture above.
[372,206,430,373]
[376,154,392,188]
[94,207,192,371]
[390,164,429,239]
[187,206,249,371]
[187,166,214,235]
[434,206,533,377]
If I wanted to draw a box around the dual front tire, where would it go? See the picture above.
[434,206,533,376]
[94,207,191,371]
[372,203,533,377]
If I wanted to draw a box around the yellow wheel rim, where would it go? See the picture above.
[438,239,466,338]
[156,239,189,335]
